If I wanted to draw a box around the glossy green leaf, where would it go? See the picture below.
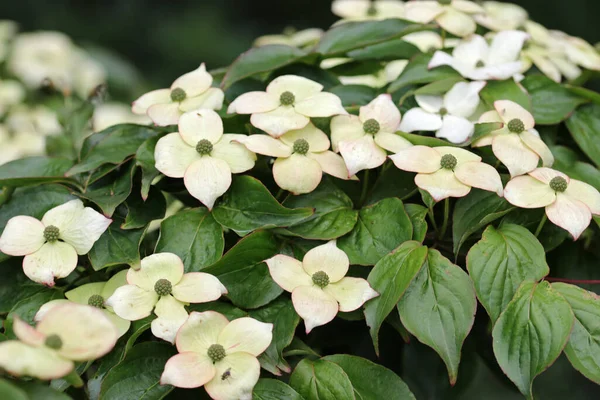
[347,38,420,61]
[0,380,72,400]
[469,122,504,145]
[466,224,549,322]
[329,84,378,108]
[0,379,27,400]
[366,164,417,204]
[480,79,532,111]
[289,358,355,400]
[501,208,568,252]
[566,103,600,167]
[413,76,465,95]
[5,288,64,337]
[521,75,587,124]
[121,185,166,230]
[566,85,600,105]
[0,262,51,313]
[0,157,75,187]
[398,131,456,147]
[388,53,460,93]
[79,162,135,217]
[135,135,161,200]
[88,221,146,271]
[405,203,428,242]
[551,145,600,190]
[253,379,304,400]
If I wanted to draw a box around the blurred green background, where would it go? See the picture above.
[2,0,599,95]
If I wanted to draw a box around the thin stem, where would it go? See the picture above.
[275,188,286,202]
[0,186,15,206]
[545,277,600,285]
[359,169,371,206]
[438,198,450,240]
[427,208,439,232]
[534,214,547,237]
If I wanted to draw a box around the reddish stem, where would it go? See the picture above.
[545,277,600,285]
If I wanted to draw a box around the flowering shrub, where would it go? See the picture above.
[1,1,600,399]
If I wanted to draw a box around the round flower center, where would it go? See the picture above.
[507,118,525,133]
[549,176,568,192]
[440,154,458,170]
[312,271,330,288]
[363,118,380,135]
[439,107,448,116]
[207,344,226,363]
[293,138,310,155]
[438,0,452,4]
[88,294,104,308]
[43,225,60,242]
[170,87,187,102]
[45,334,63,350]
[154,279,172,296]
[280,91,295,106]
[475,60,485,68]
[196,139,213,155]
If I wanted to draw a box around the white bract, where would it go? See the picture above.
[228,75,347,137]
[0,303,118,380]
[504,168,600,240]
[474,100,554,177]
[0,80,25,117]
[93,102,151,132]
[254,28,323,48]
[474,1,528,31]
[266,241,378,333]
[404,0,483,37]
[154,109,256,209]
[0,199,112,286]
[106,253,227,344]
[429,31,529,80]
[399,80,486,143]
[132,64,224,126]
[160,311,273,400]
[236,123,352,194]
[330,94,412,176]
[332,0,405,21]
[0,124,45,165]
[0,20,18,62]
[6,105,62,137]
[390,145,503,201]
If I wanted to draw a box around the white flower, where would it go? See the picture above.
[404,0,483,37]
[154,109,256,209]
[0,20,18,62]
[236,123,352,194]
[227,75,347,138]
[0,80,25,117]
[93,103,151,132]
[390,145,503,201]
[399,80,486,144]
[402,31,445,52]
[6,105,62,137]
[0,303,118,380]
[132,63,225,126]
[73,52,107,98]
[160,311,273,400]
[35,270,132,338]
[504,168,600,240]
[254,28,323,48]
[0,199,112,286]
[330,94,412,176]
[0,124,45,165]
[266,241,378,333]
[106,253,227,344]
[429,31,529,80]
[474,1,528,32]
[474,100,554,177]
[332,0,405,22]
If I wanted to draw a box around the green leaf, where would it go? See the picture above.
[280,178,358,240]
[480,79,532,111]
[99,342,176,400]
[0,262,50,313]
[0,379,27,400]
[88,221,146,270]
[64,100,95,155]
[469,122,504,145]
[121,185,166,230]
[452,189,515,254]
[329,84,378,108]
[551,145,600,190]
[188,301,247,321]
[405,204,428,242]
[364,241,427,354]
[79,162,135,217]
[466,224,549,322]
[155,208,224,272]
[253,379,304,400]
[347,38,420,61]
[398,131,456,147]
[367,164,417,204]
[212,176,314,236]
[552,282,600,385]
[221,44,309,89]
[135,135,161,200]
[412,76,465,96]
[0,157,76,187]
[388,53,460,93]
[566,103,600,168]
[5,288,64,337]
[203,230,282,308]
[338,198,413,265]
[68,124,161,175]
[521,75,588,124]
[398,249,476,384]
[250,297,300,375]
[566,85,600,104]
[0,380,70,400]
[317,19,424,57]
[492,281,574,398]
[289,358,355,400]
[324,354,416,400]
[501,209,568,252]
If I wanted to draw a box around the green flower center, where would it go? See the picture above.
[440,154,458,170]
[170,87,187,102]
[43,225,60,242]
[207,344,226,363]
[88,294,104,308]
[312,271,330,288]
[154,279,172,296]
[280,91,295,106]
[45,334,63,350]
[507,118,525,133]
[196,139,213,155]
[438,0,452,4]
[439,107,448,116]
[363,118,380,135]
[549,176,568,192]
[475,60,485,68]
[293,138,310,155]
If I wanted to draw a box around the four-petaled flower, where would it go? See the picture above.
[236,123,352,194]
[331,94,412,176]
[0,199,112,286]
[160,311,273,400]
[106,253,227,344]
[266,241,379,333]
[474,1,528,32]
[154,108,256,209]
[132,63,224,126]
[474,100,554,177]
[399,80,486,144]
[390,145,503,201]
[331,0,405,22]
[227,75,347,137]
[404,0,484,38]
[504,168,600,240]
[0,303,118,380]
